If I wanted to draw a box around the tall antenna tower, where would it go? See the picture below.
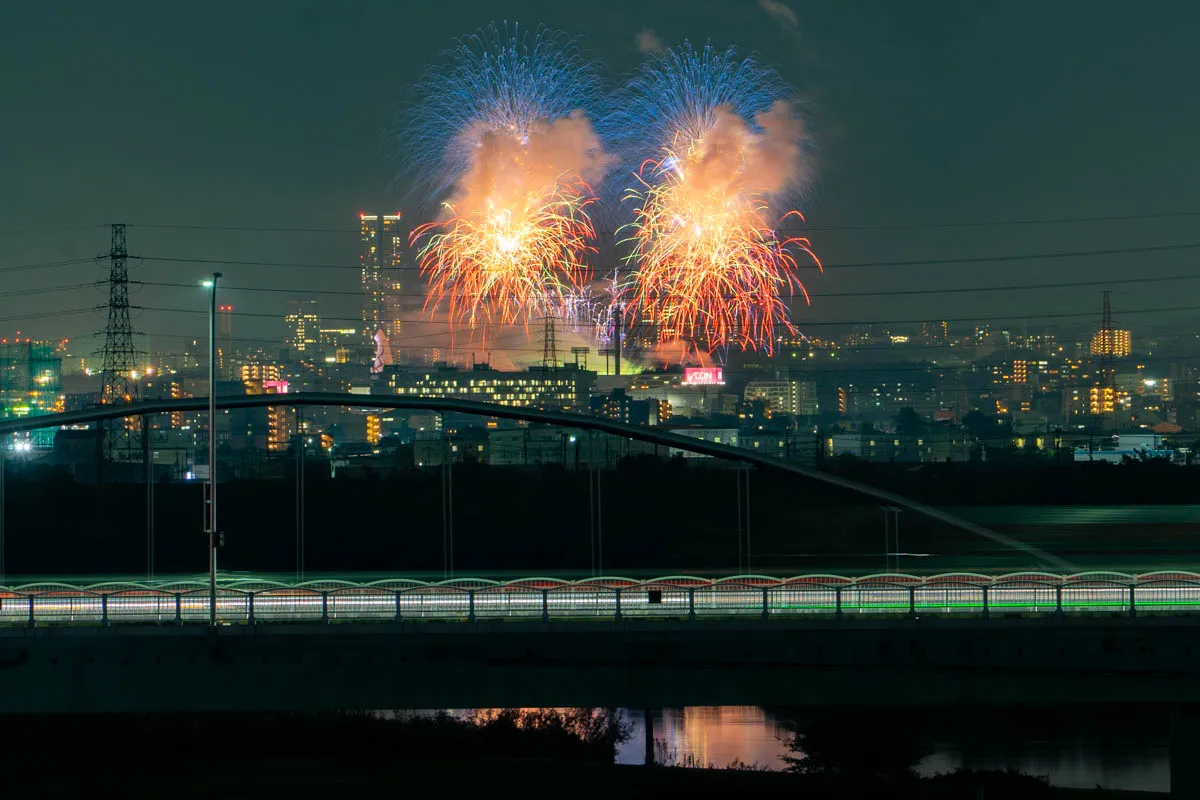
[613,303,623,376]
[100,223,139,405]
[1100,289,1114,388]
[541,314,559,374]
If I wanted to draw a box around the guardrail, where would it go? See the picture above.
[2,571,1199,627]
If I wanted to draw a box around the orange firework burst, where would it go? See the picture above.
[621,145,821,355]
[412,175,598,331]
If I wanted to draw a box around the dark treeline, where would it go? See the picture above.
[0,708,1120,798]
[0,709,628,763]
[2,456,1197,577]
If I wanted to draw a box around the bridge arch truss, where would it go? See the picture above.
[0,392,1069,569]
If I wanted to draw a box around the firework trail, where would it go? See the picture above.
[611,43,820,355]
[403,24,611,336]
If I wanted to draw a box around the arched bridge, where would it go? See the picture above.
[0,392,1069,569]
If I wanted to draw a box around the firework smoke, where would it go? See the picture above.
[405,24,611,335]
[612,43,819,355]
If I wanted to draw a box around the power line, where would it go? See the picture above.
[121,331,1200,376]
[134,270,1200,301]
[0,224,108,239]
[126,339,1200,371]
[32,294,1200,350]
[796,210,1200,233]
[815,273,1200,299]
[133,240,1200,273]
[130,322,1200,353]
[129,223,366,235]
[125,209,1200,236]
[0,257,99,275]
[131,300,1200,329]
[0,308,97,325]
[0,282,100,298]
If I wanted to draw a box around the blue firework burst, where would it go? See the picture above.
[602,42,806,209]
[399,22,604,204]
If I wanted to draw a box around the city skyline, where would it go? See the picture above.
[4,6,1200,792]
[2,2,1199,354]
[2,2,1199,455]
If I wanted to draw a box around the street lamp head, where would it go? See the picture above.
[201,280,214,289]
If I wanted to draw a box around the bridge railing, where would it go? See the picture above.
[987,580,1059,614]
[1134,578,1200,612]
[912,581,987,615]
[3,572,1200,627]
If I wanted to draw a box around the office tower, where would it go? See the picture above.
[359,213,404,360]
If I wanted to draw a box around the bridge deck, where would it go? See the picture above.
[3,571,1200,626]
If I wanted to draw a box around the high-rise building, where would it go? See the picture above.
[590,388,665,425]
[743,378,818,417]
[284,300,320,359]
[217,304,233,380]
[743,380,790,416]
[1090,328,1131,358]
[0,339,63,448]
[991,359,1035,385]
[240,363,281,383]
[383,282,404,358]
[318,327,358,365]
[359,213,404,359]
[1089,385,1117,416]
[789,379,819,416]
[169,379,187,430]
[386,362,596,411]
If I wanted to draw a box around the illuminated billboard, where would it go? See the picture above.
[683,367,724,386]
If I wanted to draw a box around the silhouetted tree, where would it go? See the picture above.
[779,712,930,780]
[893,407,926,437]
[960,409,993,443]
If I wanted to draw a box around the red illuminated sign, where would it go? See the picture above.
[683,367,724,386]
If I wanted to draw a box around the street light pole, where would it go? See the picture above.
[203,273,222,626]
[0,447,5,584]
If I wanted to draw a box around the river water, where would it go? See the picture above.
[614,706,1170,793]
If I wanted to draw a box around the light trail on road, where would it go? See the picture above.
[0,572,1196,626]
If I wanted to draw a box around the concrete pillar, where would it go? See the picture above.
[643,708,655,766]
[1172,705,1200,798]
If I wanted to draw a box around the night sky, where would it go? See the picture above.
[2,1,1198,356]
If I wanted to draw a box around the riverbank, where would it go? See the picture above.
[0,710,1168,797]
[3,758,1164,799]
